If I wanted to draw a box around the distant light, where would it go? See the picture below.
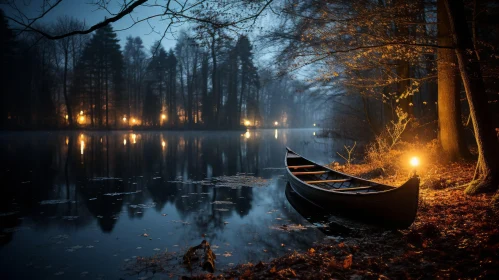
[132,118,136,123]
[65,137,69,145]
[123,139,127,146]
[244,120,251,126]
[79,116,85,122]
[410,157,420,168]
[313,123,316,127]
[80,110,84,115]
[162,141,166,148]
[313,132,316,136]
[161,114,166,120]
[100,137,102,143]
[123,116,127,122]
[274,121,279,126]
[80,134,84,139]
[65,115,68,120]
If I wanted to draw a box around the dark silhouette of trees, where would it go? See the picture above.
[73,25,124,128]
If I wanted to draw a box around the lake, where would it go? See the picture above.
[0,129,350,279]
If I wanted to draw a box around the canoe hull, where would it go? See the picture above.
[285,148,419,228]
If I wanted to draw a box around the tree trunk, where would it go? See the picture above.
[63,50,73,127]
[437,0,469,160]
[444,0,499,194]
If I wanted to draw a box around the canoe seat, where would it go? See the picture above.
[288,165,316,169]
[334,186,373,192]
[305,179,351,184]
[292,171,328,175]
[287,154,301,158]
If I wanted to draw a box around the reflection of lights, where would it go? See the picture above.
[123,139,127,146]
[275,129,278,139]
[274,121,279,126]
[80,140,85,155]
[244,120,251,126]
[161,114,166,120]
[132,134,137,144]
[245,131,251,139]
[313,132,316,136]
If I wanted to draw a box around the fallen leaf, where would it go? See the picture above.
[343,254,353,269]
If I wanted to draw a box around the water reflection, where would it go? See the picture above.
[0,129,341,279]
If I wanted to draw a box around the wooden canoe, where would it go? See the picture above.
[285,147,419,228]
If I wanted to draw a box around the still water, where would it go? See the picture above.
[0,129,347,279]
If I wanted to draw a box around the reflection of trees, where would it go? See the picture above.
[0,129,330,251]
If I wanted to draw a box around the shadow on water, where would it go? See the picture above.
[285,184,359,237]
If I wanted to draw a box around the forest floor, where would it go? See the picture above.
[180,157,499,279]
[127,152,499,279]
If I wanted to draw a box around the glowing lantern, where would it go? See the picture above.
[161,114,166,120]
[123,116,127,122]
[79,116,85,122]
[410,157,420,168]
[162,141,166,148]
[65,115,68,120]
[244,120,251,126]
[80,110,83,115]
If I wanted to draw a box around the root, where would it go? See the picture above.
[465,175,499,195]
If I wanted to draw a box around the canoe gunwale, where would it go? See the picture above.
[285,147,410,196]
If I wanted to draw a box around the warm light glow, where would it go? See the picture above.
[132,118,136,123]
[313,123,316,127]
[162,141,166,148]
[132,134,137,144]
[80,110,83,115]
[79,116,85,122]
[161,114,166,120]
[274,121,279,126]
[275,129,278,139]
[410,157,420,168]
[65,115,68,120]
[80,134,84,139]
[123,139,127,146]
[65,137,69,145]
[244,120,251,126]
[100,138,103,143]
[245,131,251,139]
[80,140,85,155]
[123,117,127,122]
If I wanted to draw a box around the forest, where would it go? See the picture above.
[0,5,321,130]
